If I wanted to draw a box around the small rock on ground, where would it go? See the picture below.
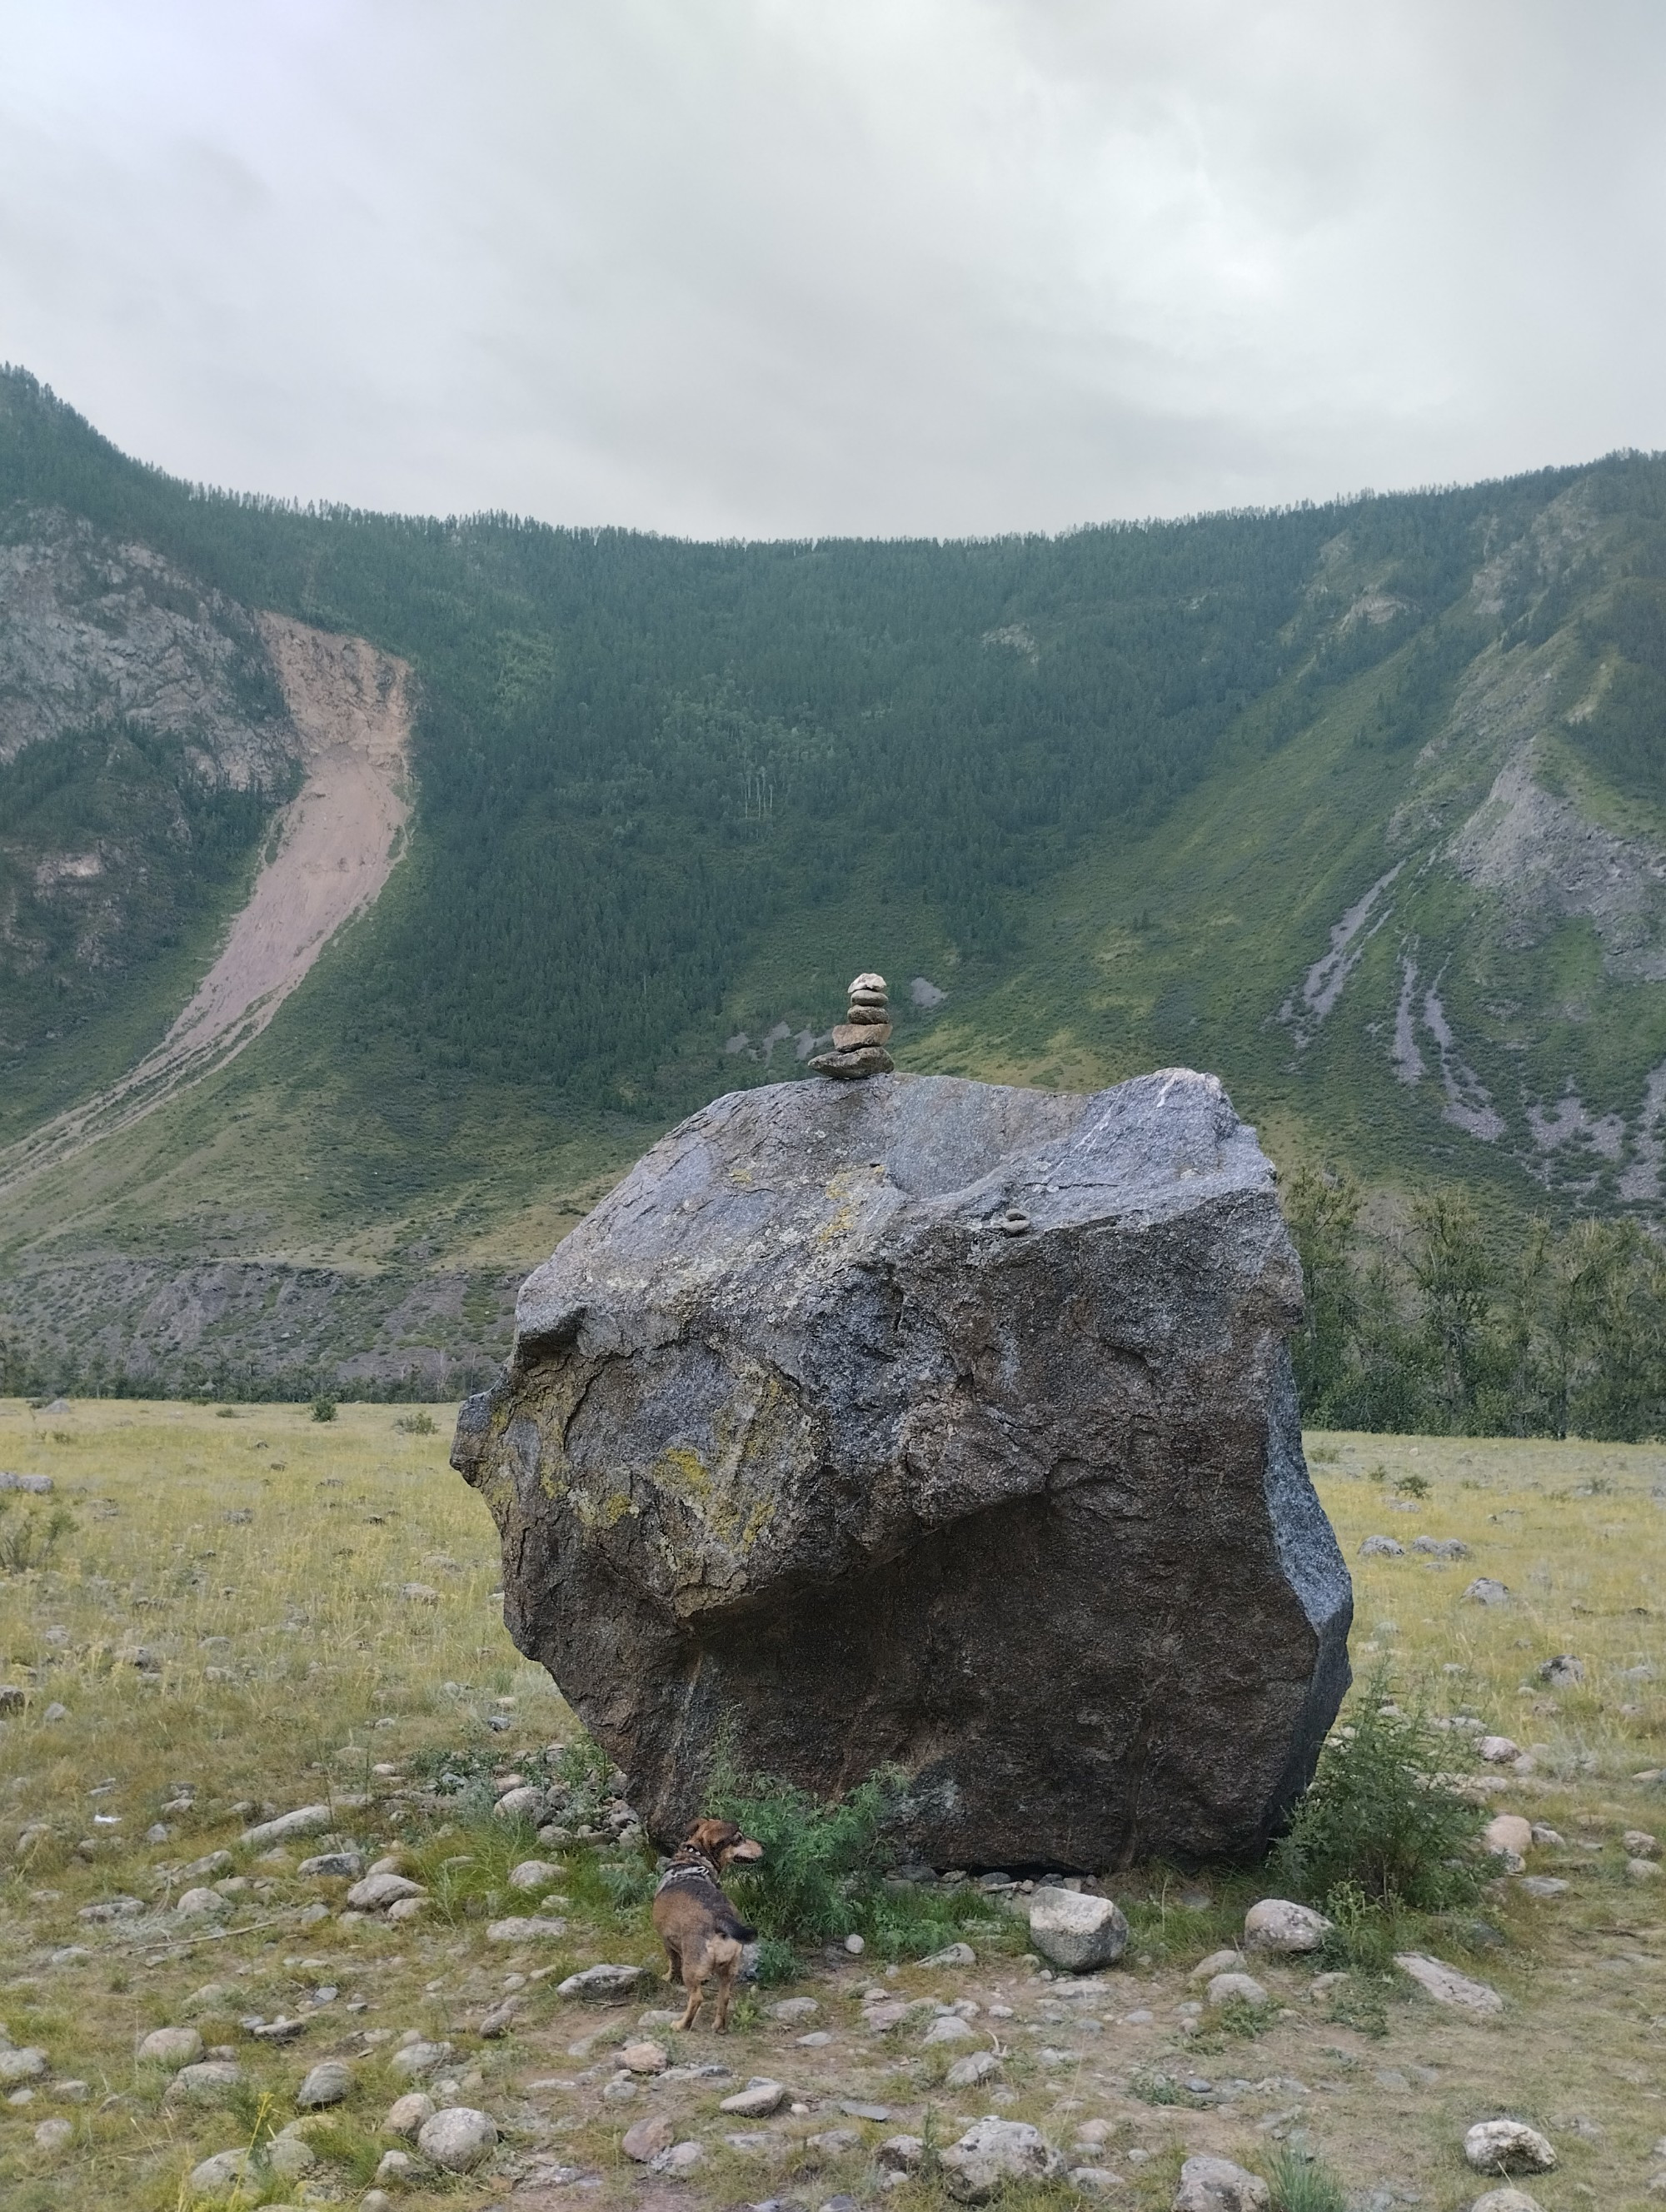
[720,2078,786,2117]
[137,2026,203,2070]
[1463,2119,1557,2175]
[384,2091,435,2136]
[1205,1971,1269,2010]
[507,1859,561,1891]
[486,1914,566,1941]
[296,2060,353,2108]
[416,2105,498,2172]
[622,2113,675,2161]
[940,2118,1063,2202]
[1394,1953,1504,2013]
[1243,1898,1330,1953]
[1174,2155,1273,2212]
[945,2051,1001,2088]
[1027,1888,1130,1971]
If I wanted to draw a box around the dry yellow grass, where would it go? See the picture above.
[0,1403,1663,2209]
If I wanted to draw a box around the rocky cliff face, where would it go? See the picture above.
[454,1069,1352,1869]
[0,506,295,779]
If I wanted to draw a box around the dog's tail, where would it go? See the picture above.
[718,1909,758,1943]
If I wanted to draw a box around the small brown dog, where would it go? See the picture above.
[652,1816,764,2030]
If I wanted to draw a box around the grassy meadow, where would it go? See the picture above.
[1,1402,1664,2209]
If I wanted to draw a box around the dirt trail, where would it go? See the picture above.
[0,615,412,1198]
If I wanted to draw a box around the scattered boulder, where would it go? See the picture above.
[1359,1536,1404,1557]
[940,2117,1063,2201]
[623,2113,676,2161]
[1412,1536,1469,1557]
[32,2116,72,2153]
[1478,1736,1520,1765]
[493,1785,548,1822]
[387,2040,451,2080]
[1464,2120,1556,2174]
[1394,1954,1504,2014]
[479,1998,519,2038]
[1174,2157,1272,2212]
[0,2045,47,2084]
[922,2012,976,2045]
[879,2136,926,2173]
[556,1963,647,1999]
[1469,2194,1544,2212]
[239,1805,337,1848]
[921,1941,977,1968]
[1243,1898,1330,1953]
[345,1871,426,1913]
[165,2060,243,2105]
[296,2060,353,2109]
[137,2025,203,2070]
[383,2090,435,2137]
[1538,1654,1584,1687]
[297,1851,363,1880]
[1464,1579,1510,1607]
[654,2140,705,2176]
[1028,1889,1130,1972]
[485,1915,566,1942]
[720,2079,787,2117]
[453,1069,1352,1866]
[1190,1947,1243,1981]
[1205,1970,1269,2010]
[620,2039,667,2075]
[416,2105,497,2172]
[187,2148,255,2203]
[1624,1829,1660,1856]
[945,2051,1001,2088]
[506,1859,561,1892]
[1483,1815,1533,1860]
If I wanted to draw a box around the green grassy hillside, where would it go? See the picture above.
[1,367,1663,1397]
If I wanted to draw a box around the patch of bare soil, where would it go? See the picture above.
[0,616,410,1198]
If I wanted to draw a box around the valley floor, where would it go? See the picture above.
[0,1407,1662,2209]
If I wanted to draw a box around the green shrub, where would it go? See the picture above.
[310,1395,337,1422]
[0,1499,76,1572]
[751,1936,799,1985]
[710,1766,901,1945]
[1316,1878,1407,1972]
[1264,2145,1349,2212]
[1273,1672,1483,1910]
[394,1412,436,1435]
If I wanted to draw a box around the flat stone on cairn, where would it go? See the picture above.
[811,970,895,1078]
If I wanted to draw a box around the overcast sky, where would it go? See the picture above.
[2,1,1664,538]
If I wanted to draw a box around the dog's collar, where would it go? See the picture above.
[656,1851,720,1894]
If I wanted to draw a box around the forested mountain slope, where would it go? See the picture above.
[1,367,1663,1399]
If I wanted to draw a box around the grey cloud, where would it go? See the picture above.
[1,0,1664,535]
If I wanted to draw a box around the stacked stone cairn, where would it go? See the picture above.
[809,970,894,1080]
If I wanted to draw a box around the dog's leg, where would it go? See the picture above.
[677,1951,706,2032]
[711,1938,741,2031]
[661,1940,681,1986]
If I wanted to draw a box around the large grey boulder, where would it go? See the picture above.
[453,1069,1351,1867]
